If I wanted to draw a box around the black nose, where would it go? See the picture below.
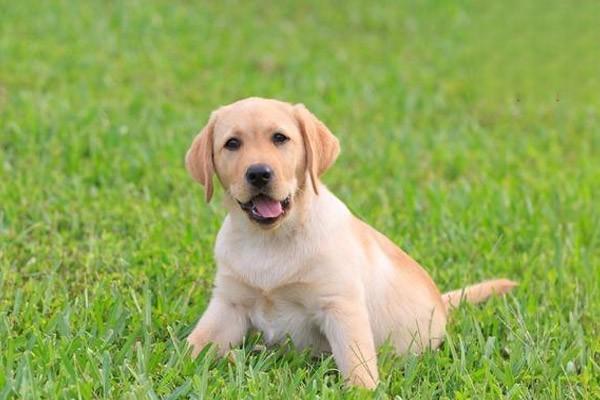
[245,164,273,188]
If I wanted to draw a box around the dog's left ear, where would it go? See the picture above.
[294,104,340,194]
[185,111,218,202]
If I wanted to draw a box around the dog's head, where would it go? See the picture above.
[186,97,339,228]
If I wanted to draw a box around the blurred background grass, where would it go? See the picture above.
[1,0,599,398]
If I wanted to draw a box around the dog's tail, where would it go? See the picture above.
[442,279,517,311]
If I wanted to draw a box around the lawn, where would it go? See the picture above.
[1,0,599,398]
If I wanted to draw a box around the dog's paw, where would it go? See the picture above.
[348,374,379,390]
[186,334,206,358]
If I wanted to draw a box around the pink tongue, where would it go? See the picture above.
[254,197,283,218]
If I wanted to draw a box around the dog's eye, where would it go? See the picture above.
[272,132,289,145]
[224,138,241,150]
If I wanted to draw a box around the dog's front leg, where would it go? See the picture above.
[187,296,249,357]
[320,298,379,389]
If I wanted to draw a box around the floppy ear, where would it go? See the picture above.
[185,112,217,202]
[294,104,340,194]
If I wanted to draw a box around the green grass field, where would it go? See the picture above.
[1,0,599,398]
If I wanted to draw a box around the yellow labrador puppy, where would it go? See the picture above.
[185,97,516,389]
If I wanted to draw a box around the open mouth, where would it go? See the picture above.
[238,194,291,225]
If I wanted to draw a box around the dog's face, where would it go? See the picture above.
[186,97,339,229]
[212,100,305,225]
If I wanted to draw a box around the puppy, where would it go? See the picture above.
[185,97,516,389]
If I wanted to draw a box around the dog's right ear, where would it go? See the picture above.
[185,112,217,202]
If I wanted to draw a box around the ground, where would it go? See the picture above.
[1,0,599,398]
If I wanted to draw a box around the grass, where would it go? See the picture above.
[1,0,599,398]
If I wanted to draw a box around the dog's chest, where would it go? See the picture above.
[216,225,313,291]
[246,289,325,350]
[215,218,330,350]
